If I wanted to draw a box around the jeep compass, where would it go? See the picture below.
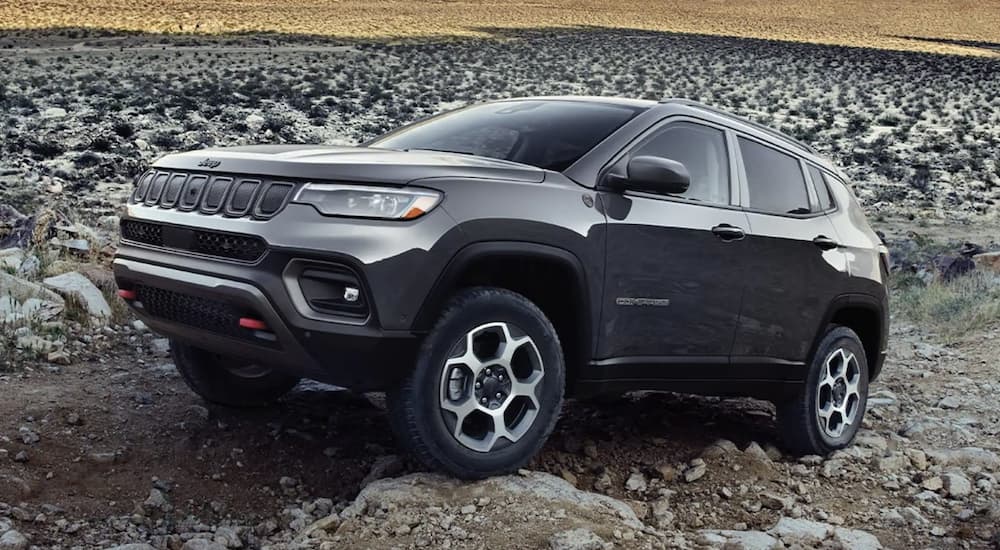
[114,97,890,478]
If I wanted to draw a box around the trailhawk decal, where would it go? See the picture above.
[615,297,671,307]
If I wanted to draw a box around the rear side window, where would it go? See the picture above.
[739,137,810,215]
[807,165,835,211]
[632,122,730,205]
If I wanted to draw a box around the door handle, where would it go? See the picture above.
[711,224,745,242]
[813,235,840,250]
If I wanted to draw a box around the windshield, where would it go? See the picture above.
[368,100,645,172]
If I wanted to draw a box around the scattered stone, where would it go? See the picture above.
[700,529,780,550]
[624,472,647,492]
[0,530,28,550]
[937,395,962,409]
[549,528,609,550]
[743,441,771,463]
[42,271,111,318]
[701,438,738,458]
[181,539,226,550]
[942,472,973,498]
[359,455,405,488]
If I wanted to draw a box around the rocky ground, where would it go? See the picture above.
[2,28,1000,550]
[1,310,1000,549]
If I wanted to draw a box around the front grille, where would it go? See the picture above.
[131,169,296,220]
[121,220,267,263]
[134,284,248,340]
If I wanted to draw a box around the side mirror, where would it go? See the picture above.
[606,156,691,195]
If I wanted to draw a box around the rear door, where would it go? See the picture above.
[731,136,848,372]
[598,119,751,363]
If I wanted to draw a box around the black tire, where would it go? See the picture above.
[387,287,565,479]
[170,341,300,407]
[777,326,869,455]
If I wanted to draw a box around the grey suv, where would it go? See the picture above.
[114,97,889,478]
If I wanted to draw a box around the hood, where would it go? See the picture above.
[152,145,545,185]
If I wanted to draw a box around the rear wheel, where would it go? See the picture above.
[171,340,300,407]
[388,287,565,479]
[777,326,869,455]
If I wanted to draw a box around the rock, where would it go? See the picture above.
[181,540,226,550]
[18,427,39,444]
[973,251,1000,274]
[13,451,28,462]
[143,488,169,510]
[937,395,962,409]
[702,438,738,458]
[359,454,405,488]
[942,472,973,498]
[340,472,646,539]
[650,497,674,528]
[104,545,156,550]
[245,114,266,132]
[876,452,910,472]
[624,472,647,492]
[683,463,706,482]
[0,272,64,306]
[743,441,771,463]
[922,476,944,491]
[927,447,1000,470]
[0,530,28,550]
[42,107,67,118]
[761,492,794,511]
[653,462,678,481]
[832,525,883,549]
[47,350,71,365]
[699,529,780,550]
[42,272,111,318]
[768,517,831,543]
[549,528,609,550]
[149,338,171,356]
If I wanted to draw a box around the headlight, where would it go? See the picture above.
[292,184,442,220]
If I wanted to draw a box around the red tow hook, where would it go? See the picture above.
[118,289,137,300]
[238,317,269,331]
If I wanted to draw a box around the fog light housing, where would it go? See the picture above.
[298,267,368,318]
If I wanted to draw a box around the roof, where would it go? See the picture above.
[661,98,819,155]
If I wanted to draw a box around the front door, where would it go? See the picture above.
[597,120,750,363]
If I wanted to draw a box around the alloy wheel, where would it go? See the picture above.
[438,322,545,452]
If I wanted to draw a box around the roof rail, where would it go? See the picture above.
[661,98,818,155]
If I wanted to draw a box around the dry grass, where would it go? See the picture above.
[4,0,1000,56]
[895,271,1000,338]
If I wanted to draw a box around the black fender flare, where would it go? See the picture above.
[412,240,594,359]
[808,293,889,381]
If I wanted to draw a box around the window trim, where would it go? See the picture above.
[597,115,741,210]
[803,162,840,214]
[733,132,826,219]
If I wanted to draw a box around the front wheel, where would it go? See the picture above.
[777,326,869,455]
[388,287,565,479]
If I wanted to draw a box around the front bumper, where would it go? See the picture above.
[114,257,420,390]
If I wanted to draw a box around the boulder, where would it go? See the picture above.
[974,251,1000,274]
[336,472,645,547]
[549,528,609,550]
[42,271,111,318]
[699,529,780,550]
[1,272,64,305]
[0,530,28,550]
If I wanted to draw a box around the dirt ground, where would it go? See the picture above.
[2,313,999,548]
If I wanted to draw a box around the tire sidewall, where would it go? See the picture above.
[805,327,869,451]
[411,290,565,476]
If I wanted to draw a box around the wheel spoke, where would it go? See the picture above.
[437,320,547,453]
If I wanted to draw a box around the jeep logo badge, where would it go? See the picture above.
[198,158,221,168]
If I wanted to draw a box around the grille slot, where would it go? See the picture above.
[192,229,267,262]
[120,220,267,263]
[133,284,269,343]
[129,169,295,219]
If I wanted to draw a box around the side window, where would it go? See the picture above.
[807,165,835,211]
[632,122,730,205]
[739,137,810,214]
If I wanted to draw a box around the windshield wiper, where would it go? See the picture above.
[403,148,476,156]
